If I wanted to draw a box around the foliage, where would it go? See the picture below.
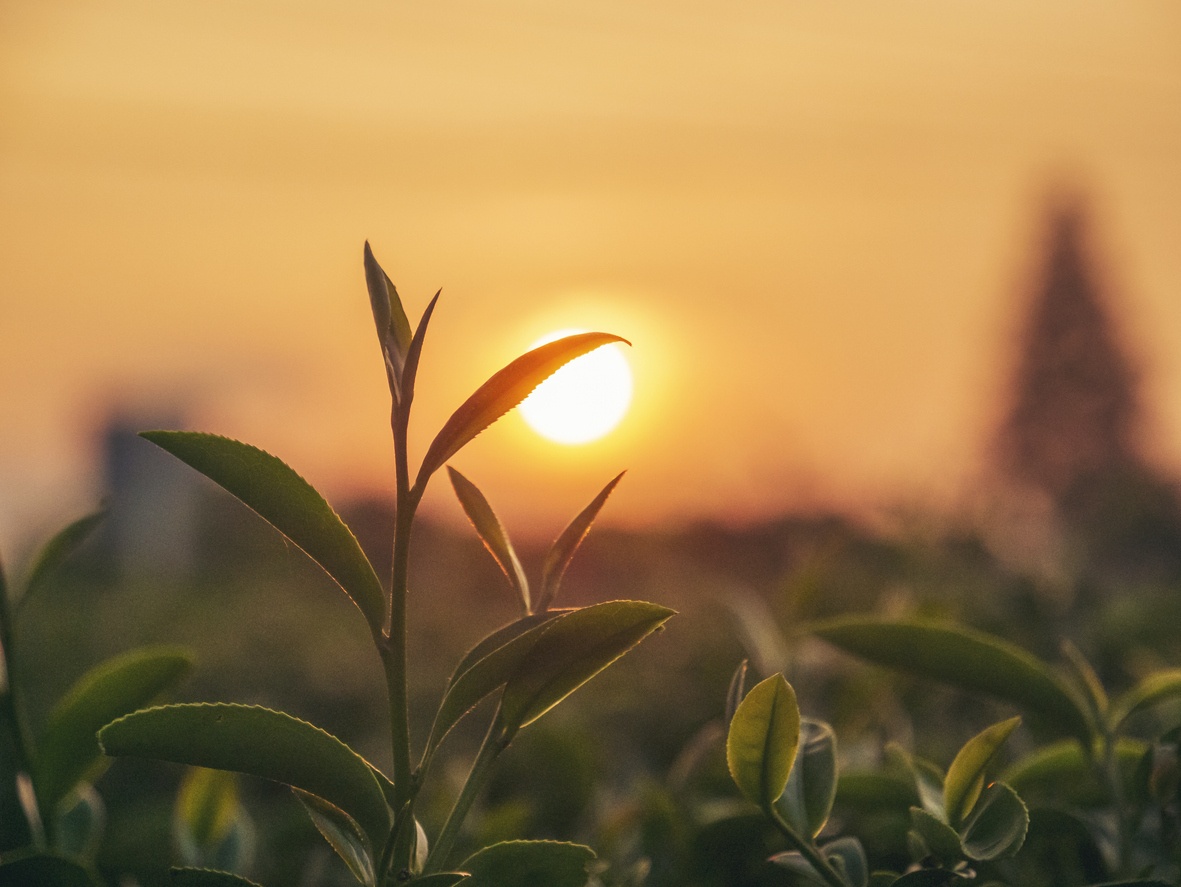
[0,515,194,885]
[88,244,672,886]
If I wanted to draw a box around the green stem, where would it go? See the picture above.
[385,402,420,875]
[766,804,847,887]
[423,719,510,874]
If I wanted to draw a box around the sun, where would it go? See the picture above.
[519,329,633,445]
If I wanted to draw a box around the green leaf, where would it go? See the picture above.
[140,432,386,637]
[34,646,193,816]
[497,601,674,737]
[909,807,963,864]
[778,719,837,838]
[1002,737,1146,806]
[295,790,375,887]
[424,612,567,763]
[822,837,868,887]
[416,332,630,487]
[53,784,104,862]
[812,618,1091,743]
[725,660,748,725]
[726,673,800,810]
[174,768,249,871]
[958,782,1028,861]
[363,242,413,399]
[169,869,264,887]
[410,875,471,886]
[0,854,98,887]
[19,512,104,607]
[1060,640,1108,724]
[1110,668,1181,728]
[99,703,390,849]
[459,840,594,887]
[887,744,945,820]
[397,291,440,415]
[944,717,1020,828]
[536,473,624,613]
[448,468,529,614]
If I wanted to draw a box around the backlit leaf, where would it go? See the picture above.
[944,717,1020,828]
[778,719,837,838]
[498,600,674,736]
[1110,669,1181,729]
[140,432,386,637]
[424,612,567,763]
[416,333,629,487]
[460,840,594,887]
[537,473,624,613]
[99,703,390,848]
[448,468,528,614]
[959,782,1028,861]
[363,242,413,399]
[812,618,1090,743]
[34,646,193,816]
[295,790,375,887]
[726,674,800,809]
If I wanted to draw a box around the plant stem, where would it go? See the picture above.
[385,403,420,875]
[423,719,510,874]
[766,805,848,887]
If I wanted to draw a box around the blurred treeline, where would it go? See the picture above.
[11,196,1181,884]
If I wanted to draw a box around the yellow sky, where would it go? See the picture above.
[2,1,1180,543]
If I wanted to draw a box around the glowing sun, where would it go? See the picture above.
[519,329,633,445]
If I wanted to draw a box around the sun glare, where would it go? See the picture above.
[519,330,633,445]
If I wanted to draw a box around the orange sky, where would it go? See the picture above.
[2,1,1180,545]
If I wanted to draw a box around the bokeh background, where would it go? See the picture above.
[4,1,1180,543]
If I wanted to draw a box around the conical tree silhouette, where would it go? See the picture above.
[992,196,1181,578]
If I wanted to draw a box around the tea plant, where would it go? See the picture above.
[93,244,673,887]
[809,617,1181,885]
[0,514,193,885]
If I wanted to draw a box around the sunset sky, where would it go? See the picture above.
[2,2,1180,546]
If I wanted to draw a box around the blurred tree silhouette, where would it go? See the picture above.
[990,194,1181,584]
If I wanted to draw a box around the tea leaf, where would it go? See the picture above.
[295,790,375,887]
[363,242,413,399]
[0,854,98,887]
[726,673,800,810]
[1002,737,1146,805]
[821,837,868,887]
[724,660,749,726]
[536,472,624,613]
[909,806,962,864]
[777,719,837,838]
[398,291,440,415]
[448,468,528,614]
[812,618,1091,743]
[99,703,390,849]
[944,717,1020,828]
[416,332,629,486]
[175,768,240,862]
[498,600,674,736]
[958,782,1028,861]
[424,612,566,761]
[34,646,193,816]
[19,512,103,608]
[169,870,264,887]
[140,432,386,637]
[459,840,594,887]
[1110,669,1181,729]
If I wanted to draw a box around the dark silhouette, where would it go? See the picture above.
[990,195,1181,582]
